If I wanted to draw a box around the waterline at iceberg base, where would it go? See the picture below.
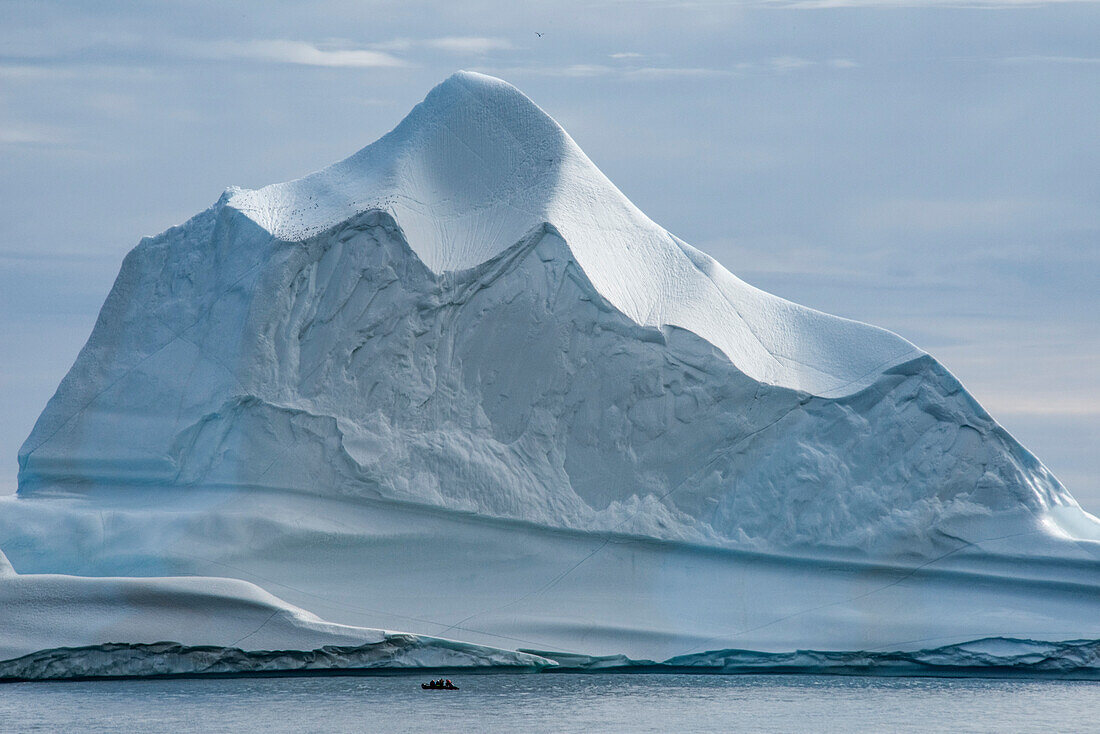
[2,72,1099,680]
[7,638,1100,682]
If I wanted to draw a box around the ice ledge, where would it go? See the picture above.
[7,636,1100,682]
[531,637,1100,679]
[0,640,554,682]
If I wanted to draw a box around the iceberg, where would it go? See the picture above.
[3,71,1099,679]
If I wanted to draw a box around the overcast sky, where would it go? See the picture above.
[1,0,1097,507]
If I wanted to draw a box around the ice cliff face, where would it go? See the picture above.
[17,71,1094,555]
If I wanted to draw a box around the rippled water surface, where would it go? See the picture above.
[2,673,1098,733]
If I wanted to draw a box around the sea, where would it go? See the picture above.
[0,673,1097,733]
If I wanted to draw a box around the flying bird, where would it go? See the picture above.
[535,32,543,38]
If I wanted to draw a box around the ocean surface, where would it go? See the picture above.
[1,673,1098,733]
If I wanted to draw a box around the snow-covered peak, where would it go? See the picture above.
[229,70,587,270]
[228,71,920,396]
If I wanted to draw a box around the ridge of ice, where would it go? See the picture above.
[227,70,920,398]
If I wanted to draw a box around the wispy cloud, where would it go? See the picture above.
[372,36,514,55]
[768,55,815,71]
[983,394,1100,417]
[1001,55,1100,64]
[0,35,517,75]
[0,249,117,263]
[480,63,730,78]
[425,36,515,54]
[0,64,73,81]
[610,52,645,59]
[853,197,1047,232]
[626,66,735,78]
[0,63,154,82]
[730,57,858,71]
[0,126,65,146]
[191,40,406,68]
[487,55,857,79]
[483,63,617,77]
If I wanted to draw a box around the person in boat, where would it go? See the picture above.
[423,678,457,689]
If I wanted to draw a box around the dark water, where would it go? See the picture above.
[1,673,1097,733]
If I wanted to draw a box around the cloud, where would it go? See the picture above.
[424,37,514,54]
[1001,55,1100,64]
[482,62,740,78]
[0,65,73,81]
[768,55,815,71]
[482,53,861,79]
[372,36,514,55]
[852,197,1047,232]
[0,63,153,82]
[0,249,115,263]
[191,40,406,68]
[610,52,645,59]
[0,126,65,146]
[480,63,617,77]
[1,34,516,75]
[982,394,1100,417]
[626,66,735,78]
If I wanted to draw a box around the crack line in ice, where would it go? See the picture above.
[228,608,282,648]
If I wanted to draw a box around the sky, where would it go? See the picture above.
[1,0,1097,507]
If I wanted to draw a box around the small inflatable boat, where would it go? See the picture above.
[421,682,459,690]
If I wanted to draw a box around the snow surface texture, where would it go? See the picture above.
[4,72,1100,678]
